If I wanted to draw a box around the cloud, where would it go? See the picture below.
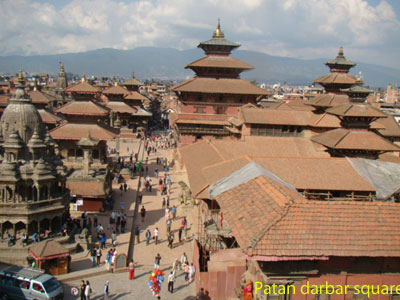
[0,0,399,68]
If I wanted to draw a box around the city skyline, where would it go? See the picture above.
[0,0,399,69]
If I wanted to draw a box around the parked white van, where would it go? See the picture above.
[0,266,63,300]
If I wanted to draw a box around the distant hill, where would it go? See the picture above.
[0,47,399,88]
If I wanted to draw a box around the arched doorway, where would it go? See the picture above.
[40,219,50,235]
[51,216,61,232]
[2,221,13,237]
[29,220,38,235]
[15,221,26,237]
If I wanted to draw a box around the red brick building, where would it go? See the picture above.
[171,21,269,144]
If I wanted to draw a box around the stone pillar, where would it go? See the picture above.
[0,222,3,239]
[83,148,90,175]
[37,186,40,201]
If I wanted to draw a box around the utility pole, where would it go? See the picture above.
[126,138,145,265]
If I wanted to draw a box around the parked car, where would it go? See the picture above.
[0,266,63,300]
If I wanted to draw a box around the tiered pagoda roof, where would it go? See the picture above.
[314,47,358,93]
[49,122,118,141]
[172,20,267,97]
[56,100,109,117]
[122,75,143,88]
[102,84,130,97]
[65,74,100,94]
[310,128,399,153]
[172,77,269,95]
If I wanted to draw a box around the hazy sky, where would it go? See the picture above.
[1,0,399,68]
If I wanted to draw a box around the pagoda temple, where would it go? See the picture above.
[308,48,400,158]
[171,20,269,144]
[308,47,356,111]
[102,81,152,131]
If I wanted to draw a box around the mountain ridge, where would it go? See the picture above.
[0,47,399,88]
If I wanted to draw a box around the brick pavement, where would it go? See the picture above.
[60,138,196,299]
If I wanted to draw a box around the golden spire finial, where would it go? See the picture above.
[81,73,86,82]
[59,61,64,72]
[212,18,224,38]
[18,70,23,81]
[338,46,344,56]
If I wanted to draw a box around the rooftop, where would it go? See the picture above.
[211,162,400,259]
[172,77,269,95]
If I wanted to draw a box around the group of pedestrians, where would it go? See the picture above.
[79,280,92,300]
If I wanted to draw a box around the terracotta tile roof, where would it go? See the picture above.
[180,137,329,198]
[65,81,100,93]
[376,115,400,137]
[311,113,341,128]
[311,129,400,151]
[203,156,375,193]
[56,100,109,116]
[185,56,254,70]
[67,180,106,198]
[29,240,69,260]
[29,90,53,104]
[240,107,312,126]
[274,100,315,111]
[122,77,143,86]
[378,153,400,163]
[106,101,137,114]
[213,170,400,258]
[179,140,225,198]
[213,136,329,160]
[102,85,130,96]
[314,73,357,85]
[124,91,148,101]
[326,103,388,118]
[171,77,270,95]
[50,122,118,141]
[240,107,341,128]
[38,109,65,124]
[306,93,350,108]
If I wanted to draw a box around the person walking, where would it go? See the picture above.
[128,259,136,280]
[167,271,175,293]
[103,281,110,300]
[166,218,171,234]
[172,258,180,273]
[105,250,111,271]
[189,263,196,283]
[171,205,176,219]
[181,252,188,270]
[90,247,96,267]
[184,263,190,281]
[96,247,102,266]
[154,227,159,245]
[146,229,151,245]
[178,227,183,243]
[154,253,161,269]
[196,288,205,300]
[84,281,92,300]
[140,206,146,222]
[80,280,86,300]
[168,232,174,249]
[135,226,140,243]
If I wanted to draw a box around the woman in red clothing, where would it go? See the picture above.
[129,259,136,280]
